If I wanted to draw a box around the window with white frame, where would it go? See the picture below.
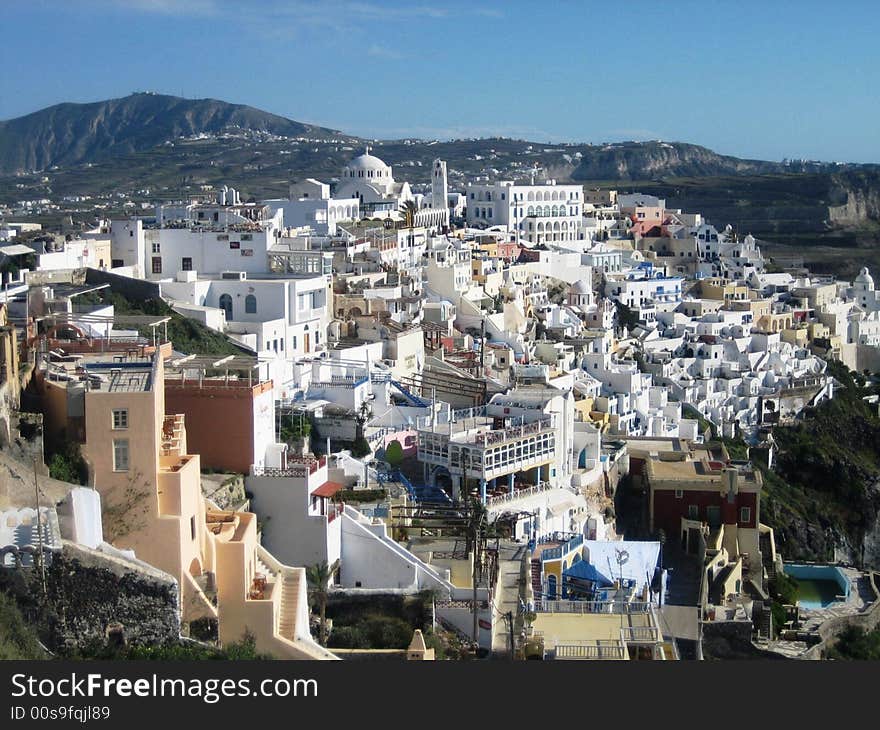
[112,409,128,430]
[113,439,129,471]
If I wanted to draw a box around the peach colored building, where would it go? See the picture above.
[38,346,334,659]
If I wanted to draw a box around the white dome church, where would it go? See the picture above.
[852,266,879,312]
[335,147,414,213]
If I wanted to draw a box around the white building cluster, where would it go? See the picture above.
[10,146,880,656]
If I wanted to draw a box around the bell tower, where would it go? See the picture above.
[432,158,448,211]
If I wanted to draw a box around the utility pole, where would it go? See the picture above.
[505,610,515,660]
[470,496,484,647]
[33,458,47,599]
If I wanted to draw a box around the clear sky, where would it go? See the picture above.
[2,0,879,163]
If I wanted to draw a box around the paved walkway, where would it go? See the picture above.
[764,568,875,659]
[490,540,526,657]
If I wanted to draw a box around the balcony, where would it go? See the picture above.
[485,480,557,507]
[549,640,628,660]
[160,413,185,456]
[537,533,584,561]
[252,455,327,478]
[533,599,651,614]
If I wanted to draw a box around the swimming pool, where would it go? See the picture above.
[782,564,849,610]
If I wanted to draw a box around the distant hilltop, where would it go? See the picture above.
[1,93,874,179]
[0,92,353,174]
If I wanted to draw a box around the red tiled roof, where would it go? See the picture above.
[312,481,344,498]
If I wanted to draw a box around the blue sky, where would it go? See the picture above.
[2,0,879,163]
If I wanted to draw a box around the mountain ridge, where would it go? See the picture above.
[0,92,353,173]
[2,93,875,179]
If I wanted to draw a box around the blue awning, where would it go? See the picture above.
[563,560,613,586]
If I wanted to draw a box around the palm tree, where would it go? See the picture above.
[305,562,331,645]
[400,199,418,229]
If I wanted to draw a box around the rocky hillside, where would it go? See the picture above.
[828,169,880,226]
[759,362,880,569]
[569,141,789,180]
[0,92,351,173]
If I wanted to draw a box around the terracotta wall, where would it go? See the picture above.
[164,381,263,473]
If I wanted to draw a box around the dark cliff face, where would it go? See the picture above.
[762,365,880,569]
[0,92,347,173]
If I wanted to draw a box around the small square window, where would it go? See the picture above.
[675,489,683,499]
[112,409,128,430]
[687,504,699,520]
[740,507,751,524]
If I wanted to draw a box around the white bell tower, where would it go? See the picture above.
[432,158,448,211]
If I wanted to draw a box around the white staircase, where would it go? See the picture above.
[278,571,302,640]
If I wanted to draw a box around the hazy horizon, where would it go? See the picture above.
[2,0,879,165]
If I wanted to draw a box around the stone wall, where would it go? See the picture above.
[0,541,180,653]
[84,267,161,302]
[701,619,789,660]
[800,571,880,660]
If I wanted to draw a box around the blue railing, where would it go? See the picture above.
[377,468,452,505]
[539,533,584,561]
[389,379,430,408]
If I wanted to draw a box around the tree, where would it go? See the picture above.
[351,401,373,458]
[306,562,331,645]
[385,439,404,467]
[400,200,418,229]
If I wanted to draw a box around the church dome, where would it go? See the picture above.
[570,279,591,295]
[854,267,874,290]
[344,147,392,179]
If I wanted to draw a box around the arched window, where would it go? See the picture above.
[543,205,551,217]
[219,294,232,319]
[245,294,257,314]
[527,206,534,216]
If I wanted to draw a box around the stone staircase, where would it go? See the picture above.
[278,570,302,641]
[256,556,273,582]
[531,559,543,599]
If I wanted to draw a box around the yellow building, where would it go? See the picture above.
[0,303,20,447]
[701,277,750,303]
[529,605,676,660]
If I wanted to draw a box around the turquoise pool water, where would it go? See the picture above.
[793,579,843,609]
[783,564,849,610]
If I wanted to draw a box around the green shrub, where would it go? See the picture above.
[0,592,47,660]
[47,438,88,485]
[826,626,880,660]
[350,437,371,458]
[328,626,369,649]
[385,440,404,466]
[361,615,413,649]
[337,488,387,503]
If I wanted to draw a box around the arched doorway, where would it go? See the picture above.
[219,294,233,320]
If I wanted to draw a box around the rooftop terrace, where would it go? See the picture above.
[44,356,156,393]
